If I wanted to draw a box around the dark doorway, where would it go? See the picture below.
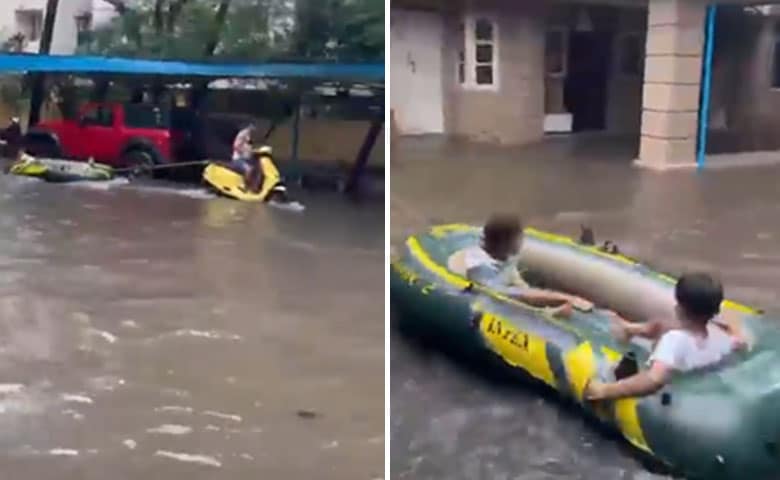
[564,31,613,132]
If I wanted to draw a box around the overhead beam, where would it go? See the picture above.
[0,54,384,81]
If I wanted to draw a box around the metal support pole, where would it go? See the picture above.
[344,114,383,195]
[289,96,302,183]
[28,0,59,128]
[696,4,717,171]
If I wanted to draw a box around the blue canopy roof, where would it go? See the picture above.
[0,53,384,81]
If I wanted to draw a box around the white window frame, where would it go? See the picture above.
[460,13,499,91]
[15,9,43,42]
[545,27,568,79]
[616,31,644,78]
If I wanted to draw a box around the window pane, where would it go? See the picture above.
[475,65,493,85]
[82,106,114,127]
[476,44,493,63]
[475,19,493,41]
[545,30,564,75]
[125,104,171,129]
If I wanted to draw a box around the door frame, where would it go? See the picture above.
[390,9,445,135]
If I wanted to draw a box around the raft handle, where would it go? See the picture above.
[463,282,475,293]
[600,240,620,255]
[660,392,672,406]
[579,225,595,245]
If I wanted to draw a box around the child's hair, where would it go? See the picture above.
[675,272,723,322]
[483,214,523,251]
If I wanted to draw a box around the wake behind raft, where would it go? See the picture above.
[390,223,780,480]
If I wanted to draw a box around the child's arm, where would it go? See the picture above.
[513,287,576,308]
[467,266,575,308]
[506,266,593,311]
[611,314,664,342]
[587,329,682,400]
[585,361,671,400]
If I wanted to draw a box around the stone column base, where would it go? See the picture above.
[633,157,697,171]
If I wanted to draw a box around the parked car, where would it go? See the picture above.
[23,102,191,168]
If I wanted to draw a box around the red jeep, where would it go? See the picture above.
[23,102,193,167]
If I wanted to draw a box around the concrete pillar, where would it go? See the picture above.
[636,0,706,169]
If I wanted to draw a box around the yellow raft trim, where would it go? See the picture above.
[562,342,651,453]
[479,312,556,388]
[426,224,758,315]
[614,398,650,453]
[564,342,597,401]
[10,161,47,176]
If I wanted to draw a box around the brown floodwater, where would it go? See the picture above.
[0,175,384,480]
[391,134,780,480]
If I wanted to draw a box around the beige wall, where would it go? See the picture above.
[441,0,547,145]
[439,1,649,144]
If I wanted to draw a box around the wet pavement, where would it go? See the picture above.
[390,134,780,480]
[0,175,384,479]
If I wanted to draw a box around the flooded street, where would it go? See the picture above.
[390,135,780,479]
[0,175,384,479]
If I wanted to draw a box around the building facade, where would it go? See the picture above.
[0,0,106,55]
[391,0,776,169]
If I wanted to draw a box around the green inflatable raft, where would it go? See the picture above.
[9,154,114,183]
[390,223,780,479]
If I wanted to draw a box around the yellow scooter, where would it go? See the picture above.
[202,146,303,211]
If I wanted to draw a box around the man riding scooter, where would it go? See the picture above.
[229,123,288,202]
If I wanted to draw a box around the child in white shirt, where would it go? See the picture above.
[456,214,593,317]
[586,272,739,400]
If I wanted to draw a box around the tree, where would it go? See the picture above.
[83,0,287,61]
[82,0,383,62]
[291,0,383,61]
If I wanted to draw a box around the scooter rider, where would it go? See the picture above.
[230,122,257,183]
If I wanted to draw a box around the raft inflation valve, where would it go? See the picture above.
[661,392,672,406]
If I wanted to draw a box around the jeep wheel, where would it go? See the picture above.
[121,149,156,178]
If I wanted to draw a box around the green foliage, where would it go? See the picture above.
[80,0,383,62]
[292,0,384,61]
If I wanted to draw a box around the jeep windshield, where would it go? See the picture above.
[123,104,171,129]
